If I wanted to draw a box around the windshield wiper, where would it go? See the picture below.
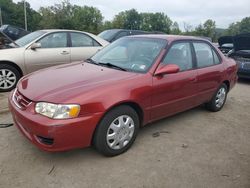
[98,62,127,71]
[85,58,99,65]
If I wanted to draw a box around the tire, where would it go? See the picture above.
[205,83,228,112]
[93,105,140,156]
[0,64,21,92]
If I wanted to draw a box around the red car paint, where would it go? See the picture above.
[8,35,237,152]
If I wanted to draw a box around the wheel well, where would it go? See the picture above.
[0,61,23,77]
[91,102,144,145]
[223,80,230,90]
[121,102,144,126]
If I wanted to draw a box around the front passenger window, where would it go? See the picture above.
[38,33,67,48]
[163,42,193,71]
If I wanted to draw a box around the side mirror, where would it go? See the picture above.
[30,43,41,50]
[154,64,180,76]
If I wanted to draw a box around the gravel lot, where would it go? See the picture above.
[0,80,249,188]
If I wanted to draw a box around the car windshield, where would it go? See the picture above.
[98,30,119,41]
[91,37,167,73]
[15,31,46,47]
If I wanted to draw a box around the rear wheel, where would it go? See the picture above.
[93,105,139,156]
[205,83,228,112]
[0,64,21,92]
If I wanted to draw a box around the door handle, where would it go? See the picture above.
[61,51,69,55]
[189,77,197,82]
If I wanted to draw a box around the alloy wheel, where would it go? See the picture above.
[215,87,226,108]
[0,69,17,90]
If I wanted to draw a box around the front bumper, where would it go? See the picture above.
[8,91,104,152]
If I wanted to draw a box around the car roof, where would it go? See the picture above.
[128,34,211,42]
[103,29,150,32]
[39,29,90,33]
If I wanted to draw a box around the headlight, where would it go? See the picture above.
[35,102,80,119]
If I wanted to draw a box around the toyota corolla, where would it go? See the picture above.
[9,35,237,156]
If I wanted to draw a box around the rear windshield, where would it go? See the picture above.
[98,30,119,41]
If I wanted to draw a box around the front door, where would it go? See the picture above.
[24,32,70,73]
[151,42,198,121]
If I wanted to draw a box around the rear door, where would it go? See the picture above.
[25,32,70,73]
[151,41,198,121]
[69,32,103,62]
[192,41,224,103]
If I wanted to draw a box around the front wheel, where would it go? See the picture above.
[0,64,21,92]
[93,105,140,156]
[205,83,228,112]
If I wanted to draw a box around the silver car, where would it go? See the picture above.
[0,29,109,92]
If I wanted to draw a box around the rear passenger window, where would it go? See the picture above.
[212,50,220,64]
[70,32,100,47]
[193,42,215,68]
[163,42,193,71]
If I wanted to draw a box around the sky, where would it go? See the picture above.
[13,0,250,29]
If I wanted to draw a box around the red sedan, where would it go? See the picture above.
[9,35,237,156]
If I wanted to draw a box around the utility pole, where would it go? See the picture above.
[24,0,27,30]
[0,7,3,26]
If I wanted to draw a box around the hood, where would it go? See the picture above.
[218,36,233,47]
[233,33,250,51]
[18,62,138,103]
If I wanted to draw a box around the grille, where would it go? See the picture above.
[243,63,250,69]
[235,57,250,63]
[234,57,250,69]
[12,89,32,109]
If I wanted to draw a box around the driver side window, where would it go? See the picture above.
[38,32,67,48]
[163,42,193,71]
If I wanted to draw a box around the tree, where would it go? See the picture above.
[140,13,153,31]
[113,9,141,30]
[72,5,103,34]
[146,12,172,33]
[183,22,193,33]
[39,1,103,34]
[101,21,113,30]
[203,19,216,39]
[224,17,250,36]
[0,0,41,30]
[170,21,181,35]
[239,17,250,34]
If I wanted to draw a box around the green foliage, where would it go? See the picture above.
[225,17,250,36]
[188,19,217,40]
[145,12,172,33]
[113,9,141,30]
[0,0,41,30]
[38,1,103,34]
[113,10,172,33]
[170,22,181,35]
